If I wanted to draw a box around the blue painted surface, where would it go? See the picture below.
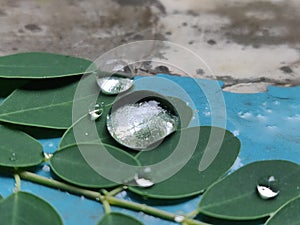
[0,74,299,224]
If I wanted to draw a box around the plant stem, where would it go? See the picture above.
[19,171,210,225]
[186,208,202,218]
[14,173,21,192]
[19,171,102,200]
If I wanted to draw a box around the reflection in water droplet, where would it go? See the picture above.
[88,102,104,121]
[97,75,134,95]
[9,153,17,161]
[257,175,279,200]
[107,100,179,150]
[134,167,154,188]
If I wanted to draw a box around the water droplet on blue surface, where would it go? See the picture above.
[42,164,51,172]
[257,175,279,200]
[88,102,104,121]
[107,99,179,150]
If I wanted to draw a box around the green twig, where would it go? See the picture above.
[14,173,21,192]
[19,171,210,225]
[186,208,202,218]
[19,171,102,200]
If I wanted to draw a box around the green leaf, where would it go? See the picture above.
[129,126,240,199]
[59,100,115,149]
[0,191,63,225]
[266,196,300,225]
[97,212,144,225]
[166,96,193,129]
[0,52,96,79]
[198,160,300,220]
[50,144,139,188]
[0,125,43,167]
[0,75,113,129]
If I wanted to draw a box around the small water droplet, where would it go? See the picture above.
[9,153,17,161]
[174,215,185,223]
[135,176,154,188]
[134,167,154,188]
[232,130,240,136]
[257,175,280,200]
[107,99,179,150]
[88,102,104,121]
[42,164,50,172]
[238,111,252,119]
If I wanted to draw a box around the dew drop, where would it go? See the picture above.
[88,102,104,121]
[134,167,154,188]
[9,153,17,161]
[257,175,280,200]
[174,215,185,223]
[106,99,179,150]
[42,164,51,172]
[96,61,134,95]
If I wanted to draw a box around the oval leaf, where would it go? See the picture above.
[97,212,144,225]
[198,160,300,220]
[266,196,300,225]
[59,102,115,148]
[0,125,43,167]
[0,191,63,225]
[50,144,139,188]
[0,52,95,79]
[129,126,240,199]
[0,75,114,129]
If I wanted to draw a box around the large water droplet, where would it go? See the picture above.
[9,152,17,161]
[88,102,104,121]
[257,175,280,200]
[106,99,179,150]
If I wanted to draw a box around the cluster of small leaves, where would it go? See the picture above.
[0,52,299,225]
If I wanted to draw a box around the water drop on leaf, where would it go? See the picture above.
[134,167,154,188]
[106,99,179,150]
[88,102,104,121]
[257,175,280,200]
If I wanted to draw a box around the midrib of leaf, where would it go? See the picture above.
[0,93,99,117]
[12,194,18,225]
[200,191,253,211]
[0,64,59,68]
